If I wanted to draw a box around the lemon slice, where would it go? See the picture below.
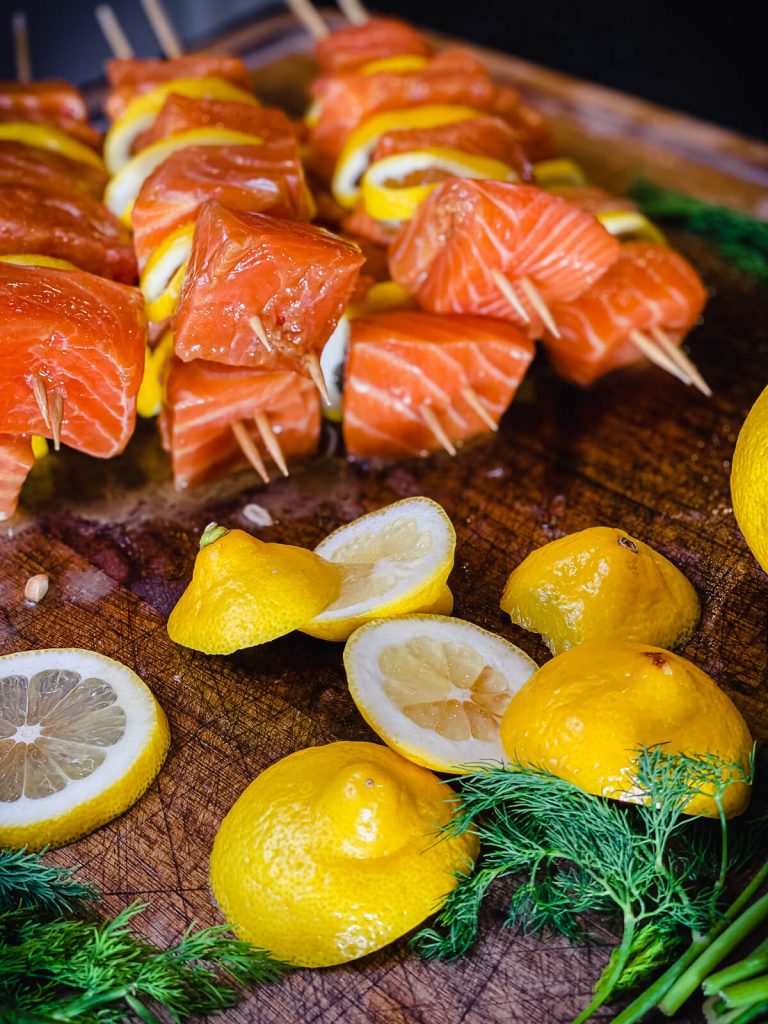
[319,314,350,423]
[359,55,430,75]
[0,122,105,171]
[301,496,456,642]
[597,209,666,244]
[532,157,587,188]
[331,104,484,209]
[344,614,538,772]
[140,222,195,322]
[362,147,519,222]
[31,435,49,459]
[104,76,257,174]
[0,254,78,271]
[0,647,170,849]
[347,280,415,319]
[105,127,264,223]
[137,330,175,418]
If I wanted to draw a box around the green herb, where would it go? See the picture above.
[631,179,768,282]
[414,747,755,1023]
[0,848,284,1024]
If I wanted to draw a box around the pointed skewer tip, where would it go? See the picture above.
[491,270,531,325]
[461,387,498,432]
[231,420,270,485]
[305,353,331,405]
[419,404,457,457]
[255,411,289,478]
[518,276,560,338]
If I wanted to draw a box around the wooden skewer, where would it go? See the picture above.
[12,11,32,83]
[140,0,183,57]
[49,392,64,451]
[94,4,135,58]
[255,411,289,477]
[518,276,560,338]
[249,315,272,353]
[461,387,498,432]
[629,329,690,387]
[285,0,330,39]
[231,420,270,484]
[650,326,712,398]
[336,0,369,25]
[304,352,331,405]
[420,404,456,456]
[491,270,530,325]
[31,375,51,429]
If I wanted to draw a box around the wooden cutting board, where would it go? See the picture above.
[4,14,768,1022]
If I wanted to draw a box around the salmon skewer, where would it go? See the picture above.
[0,435,35,521]
[543,241,709,394]
[161,357,321,489]
[389,178,620,338]
[343,310,534,459]
[313,16,432,73]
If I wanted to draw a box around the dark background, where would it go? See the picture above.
[0,0,765,140]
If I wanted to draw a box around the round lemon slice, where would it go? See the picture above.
[301,496,456,642]
[104,76,258,174]
[140,222,195,322]
[362,147,519,222]
[0,122,105,171]
[344,614,538,773]
[105,127,264,223]
[331,104,485,209]
[597,209,666,244]
[0,254,78,271]
[137,330,175,418]
[532,157,587,188]
[0,647,170,849]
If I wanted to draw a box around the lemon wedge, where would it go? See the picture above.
[105,128,264,223]
[0,647,170,849]
[0,254,78,271]
[0,122,105,171]
[301,496,456,642]
[140,222,195,322]
[104,76,258,174]
[532,158,587,188]
[362,147,519,222]
[137,330,175,418]
[344,615,537,773]
[331,105,484,209]
[597,209,666,244]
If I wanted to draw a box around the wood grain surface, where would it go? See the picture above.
[4,21,768,1024]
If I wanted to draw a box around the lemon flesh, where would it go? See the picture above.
[732,384,768,574]
[345,614,537,772]
[301,496,456,642]
[501,526,700,655]
[0,122,105,170]
[210,740,478,967]
[0,648,169,849]
[167,528,341,654]
[500,641,753,819]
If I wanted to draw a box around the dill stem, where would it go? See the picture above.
[49,987,132,1020]
[660,891,768,1015]
[704,937,768,995]
[718,975,768,1009]
[608,858,768,1024]
[572,915,637,1024]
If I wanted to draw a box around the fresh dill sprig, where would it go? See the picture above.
[631,178,768,282]
[0,849,285,1024]
[414,747,755,1023]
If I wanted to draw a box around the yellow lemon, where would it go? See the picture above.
[331,104,484,208]
[531,157,587,188]
[209,740,478,967]
[104,76,257,173]
[0,648,169,849]
[167,523,341,654]
[0,253,78,271]
[344,614,537,773]
[301,497,456,642]
[499,641,753,818]
[731,385,768,574]
[500,526,700,655]
[0,122,105,170]
[139,222,195,322]
[105,127,264,223]
[136,330,175,419]
[31,435,49,459]
[596,209,666,244]
[359,55,430,75]
[347,280,416,319]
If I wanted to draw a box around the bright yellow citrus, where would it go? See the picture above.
[500,641,753,818]
[531,157,587,188]
[0,648,169,849]
[209,740,478,967]
[0,254,78,271]
[731,385,768,574]
[359,55,430,75]
[347,280,416,319]
[344,614,537,773]
[0,122,105,170]
[597,209,666,244]
[31,435,49,459]
[500,526,700,655]
[301,497,456,642]
[104,76,257,173]
[137,330,175,419]
[167,524,341,654]
[139,222,195,322]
